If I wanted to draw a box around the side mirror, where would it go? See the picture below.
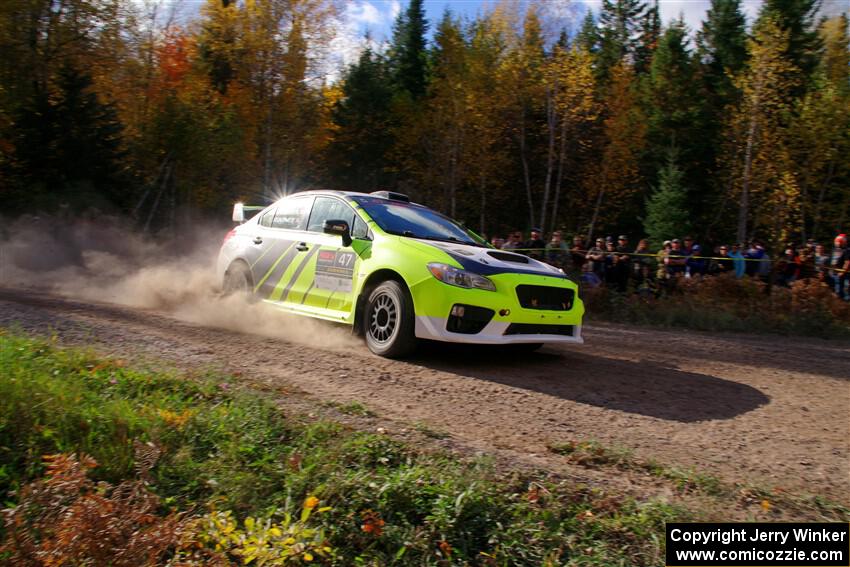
[232,203,245,223]
[323,219,352,247]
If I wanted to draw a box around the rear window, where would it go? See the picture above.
[271,197,312,230]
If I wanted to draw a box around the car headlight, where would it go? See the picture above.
[427,263,496,291]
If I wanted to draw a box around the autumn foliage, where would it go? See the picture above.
[1,453,189,566]
[0,0,847,245]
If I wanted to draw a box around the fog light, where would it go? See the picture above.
[451,305,465,317]
[499,309,510,316]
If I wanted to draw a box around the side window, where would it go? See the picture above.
[259,208,276,228]
[272,197,311,230]
[307,197,358,233]
[351,214,368,239]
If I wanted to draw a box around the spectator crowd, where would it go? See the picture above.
[487,230,850,301]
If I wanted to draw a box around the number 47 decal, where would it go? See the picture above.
[337,253,355,267]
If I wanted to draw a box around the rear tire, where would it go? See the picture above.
[223,261,254,300]
[363,280,416,358]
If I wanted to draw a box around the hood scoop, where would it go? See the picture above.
[487,251,530,264]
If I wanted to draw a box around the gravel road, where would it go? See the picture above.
[1,287,848,504]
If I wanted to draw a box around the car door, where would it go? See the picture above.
[290,196,370,319]
[251,196,313,300]
[239,206,278,291]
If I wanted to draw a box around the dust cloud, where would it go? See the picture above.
[0,215,360,350]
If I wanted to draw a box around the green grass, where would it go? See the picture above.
[0,331,693,565]
[323,400,376,417]
[413,421,451,440]
[548,439,849,522]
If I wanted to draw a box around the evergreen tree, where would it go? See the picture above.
[576,10,601,54]
[759,0,821,79]
[597,0,648,78]
[697,0,748,101]
[328,48,394,191]
[389,0,429,100]
[643,19,704,212]
[11,64,126,212]
[644,147,691,248]
[635,0,661,73]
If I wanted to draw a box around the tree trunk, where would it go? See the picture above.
[132,154,170,219]
[539,82,558,232]
[550,116,568,235]
[811,159,835,240]
[586,184,605,243]
[737,114,758,243]
[143,162,172,234]
[519,112,535,229]
[479,174,486,236]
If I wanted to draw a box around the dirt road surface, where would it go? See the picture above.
[1,287,848,504]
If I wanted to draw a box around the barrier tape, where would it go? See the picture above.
[502,248,850,274]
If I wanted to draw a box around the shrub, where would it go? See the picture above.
[584,275,850,338]
[1,453,191,566]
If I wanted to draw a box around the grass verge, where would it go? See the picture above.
[547,440,849,522]
[0,331,686,565]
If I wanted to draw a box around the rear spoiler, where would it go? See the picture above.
[232,203,265,223]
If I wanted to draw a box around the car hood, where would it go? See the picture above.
[401,238,567,279]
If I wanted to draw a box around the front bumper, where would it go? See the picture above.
[414,315,583,344]
[409,272,585,345]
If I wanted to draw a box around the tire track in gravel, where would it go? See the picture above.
[1,287,848,503]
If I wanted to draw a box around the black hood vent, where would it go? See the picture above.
[487,251,529,264]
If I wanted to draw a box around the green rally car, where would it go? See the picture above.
[217,190,584,357]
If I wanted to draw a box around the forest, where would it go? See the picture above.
[0,0,848,248]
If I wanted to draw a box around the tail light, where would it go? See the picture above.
[222,228,237,246]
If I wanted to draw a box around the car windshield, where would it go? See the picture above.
[351,197,486,247]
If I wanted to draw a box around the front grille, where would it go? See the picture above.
[516,285,574,311]
[446,304,494,335]
[504,324,575,336]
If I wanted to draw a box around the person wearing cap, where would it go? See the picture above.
[775,246,796,286]
[603,240,619,286]
[545,230,569,268]
[525,228,546,260]
[586,238,606,277]
[613,235,631,292]
[686,244,706,277]
[830,234,849,300]
[570,235,587,276]
[709,245,734,275]
[744,241,766,278]
[666,238,687,277]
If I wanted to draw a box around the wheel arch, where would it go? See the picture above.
[353,268,410,335]
[224,258,255,288]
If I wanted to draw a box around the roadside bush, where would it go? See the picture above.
[1,453,192,566]
[584,275,850,338]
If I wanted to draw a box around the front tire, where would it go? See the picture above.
[364,280,416,358]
